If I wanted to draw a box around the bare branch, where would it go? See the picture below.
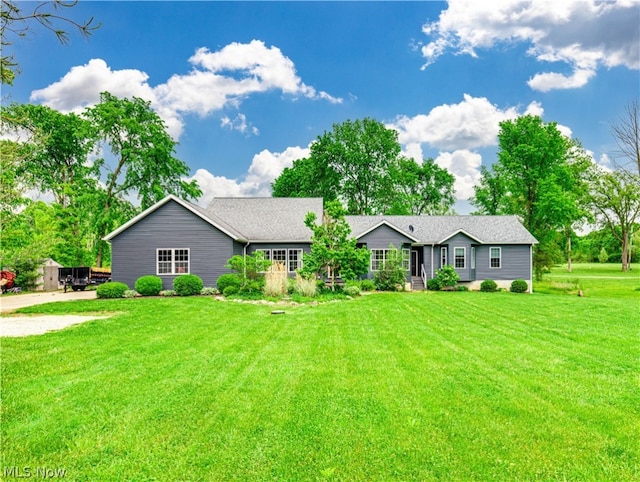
[611,99,640,173]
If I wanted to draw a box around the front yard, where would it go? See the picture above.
[1,286,638,480]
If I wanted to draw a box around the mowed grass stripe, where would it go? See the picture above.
[2,293,638,481]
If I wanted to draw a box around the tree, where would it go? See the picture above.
[388,158,455,215]
[611,99,640,173]
[472,115,591,280]
[84,92,202,266]
[272,156,339,201]
[299,200,370,290]
[1,0,100,84]
[587,168,640,271]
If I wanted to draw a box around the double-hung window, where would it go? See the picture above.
[454,247,466,269]
[254,248,303,272]
[441,247,448,267]
[370,248,410,272]
[490,247,502,268]
[288,249,303,272]
[157,248,190,275]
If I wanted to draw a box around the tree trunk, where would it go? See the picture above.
[567,229,572,273]
[621,230,629,272]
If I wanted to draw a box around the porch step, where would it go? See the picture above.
[411,276,425,291]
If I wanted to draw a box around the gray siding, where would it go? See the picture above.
[358,224,413,249]
[422,245,435,279]
[441,232,475,282]
[475,244,532,281]
[110,200,236,290]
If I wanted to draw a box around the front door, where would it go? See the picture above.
[411,249,419,277]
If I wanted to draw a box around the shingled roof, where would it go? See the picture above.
[205,197,324,242]
[345,215,537,244]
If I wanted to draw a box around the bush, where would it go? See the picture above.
[510,279,529,293]
[223,286,238,297]
[123,290,139,298]
[201,287,219,296]
[343,285,361,296]
[159,289,176,297]
[360,279,376,291]
[456,285,469,292]
[374,245,407,291]
[426,277,442,291]
[294,273,317,297]
[264,262,288,297]
[134,275,163,296]
[97,281,129,299]
[480,279,498,292]
[217,274,242,292]
[435,265,459,289]
[173,274,203,296]
[598,247,609,263]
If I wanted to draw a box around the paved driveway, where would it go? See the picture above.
[1,290,97,313]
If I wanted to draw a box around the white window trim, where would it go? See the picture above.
[254,248,304,273]
[288,249,304,272]
[370,248,410,272]
[441,247,448,267]
[156,248,190,275]
[490,247,502,269]
[471,247,476,270]
[454,247,466,269]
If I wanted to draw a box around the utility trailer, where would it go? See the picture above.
[58,267,111,292]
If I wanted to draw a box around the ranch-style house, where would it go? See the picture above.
[104,195,537,292]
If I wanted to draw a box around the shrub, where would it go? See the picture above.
[223,286,238,297]
[97,281,129,299]
[217,274,242,292]
[173,274,203,296]
[510,279,529,293]
[598,247,609,263]
[294,273,317,297]
[264,262,288,297]
[374,245,407,291]
[480,279,498,292]
[360,279,376,292]
[344,285,361,296]
[159,289,176,297]
[435,265,459,289]
[134,275,163,296]
[456,285,469,292]
[426,277,442,291]
[240,279,264,294]
[201,287,219,296]
[123,290,139,298]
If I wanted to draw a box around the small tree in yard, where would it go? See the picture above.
[225,252,271,287]
[299,200,370,290]
[374,244,407,291]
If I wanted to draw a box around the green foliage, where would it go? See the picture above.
[6,257,42,291]
[159,289,176,297]
[510,279,529,293]
[223,286,238,297]
[134,275,163,296]
[343,285,361,296]
[173,274,203,296]
[472,115,593,280]
[123,290,138,298]
[598,247,609,263]
[200,287,219,296]
[373,244,407,291]
[216,274,242,292]
[225,252,270,284]
[299,200,370,290]
[426,277,442,291]
[480,279,498,293]
[359,279,376,291]
[434,265,460,289]
[96,281,129,299]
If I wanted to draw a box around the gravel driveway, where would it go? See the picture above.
[1,290,107,337]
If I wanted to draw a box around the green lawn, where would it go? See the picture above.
[2,283,639,480]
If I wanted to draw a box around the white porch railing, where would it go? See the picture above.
[421,263,427,288]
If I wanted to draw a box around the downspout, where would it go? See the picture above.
[529,244,533,294]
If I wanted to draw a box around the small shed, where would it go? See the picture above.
[37,258,63,291]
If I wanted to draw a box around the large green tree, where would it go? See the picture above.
[272,118,455,215]
[84,92,201,266]
[587,168,640,271]
[299,200,370,290]
[472,115,591,280]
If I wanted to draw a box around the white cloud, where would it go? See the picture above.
[389,94,539,150]
[434,150,483,200]
[220,114,259,136]
[29,41,341,140]
[188,145,310,206]
[421,0,640,91]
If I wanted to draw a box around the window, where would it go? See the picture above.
[490,247,501,268]
[370,248,410,272]
[441,247,448,267]
[471,247,475,270]
[288,249,303,272]
[454,247,465,269]
[157,248,190,275]
[255,249,271,261]
[271,249,287,265]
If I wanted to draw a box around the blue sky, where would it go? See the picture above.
[4,1,639,213]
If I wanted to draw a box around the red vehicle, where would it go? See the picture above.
[1,270,17,293]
